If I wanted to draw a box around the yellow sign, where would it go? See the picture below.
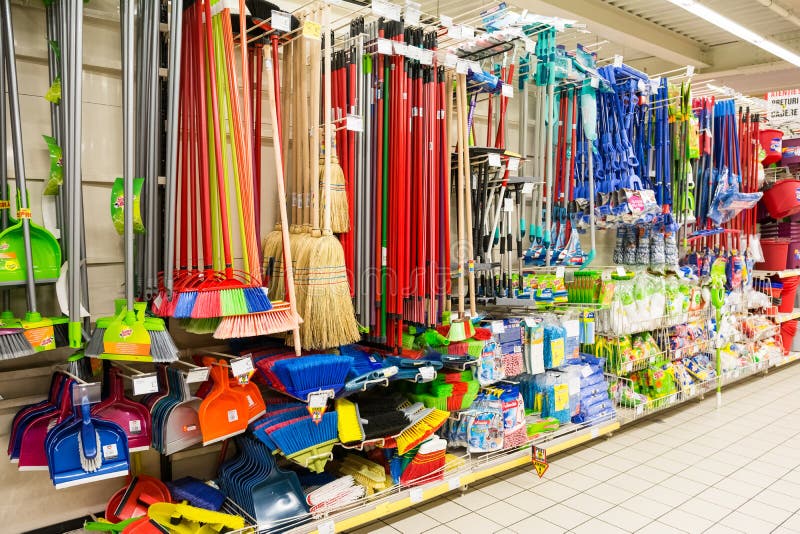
[532,446,548,478]
[302,20,321,40]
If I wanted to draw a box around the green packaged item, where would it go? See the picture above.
[110,176,145,235]
[42,135,62,195]
[44,77,61,104]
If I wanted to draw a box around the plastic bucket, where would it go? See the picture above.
[761,128,784,166]
[762,179,800,219]
[755,238,790,271]
[779,275,799,313]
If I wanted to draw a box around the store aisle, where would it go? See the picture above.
[350,363,800,534]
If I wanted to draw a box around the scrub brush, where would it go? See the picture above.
[336,398,365,445]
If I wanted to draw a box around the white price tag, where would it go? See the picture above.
[308,390,333,408]
[448,477,461,490]
[616,266,626,277]
[419,366,436,381]
[674,349,682,360]
[503,198,515,212]
[461,25,475,38]
[271,10,292,32]
[318,521,335,534]
[689,384,696,396]
[625,361,633,373]
[133,373,159,395]
[227,409,239,423]
[231,355,254,377]
[129,419,142,433]
[521,182,534,195]
[102,444,119,460]
[649,356,655,364]
[419,50,434,66]
[444,53,457,68]
[556,266,566,279]
[468,61,481,74]
[372,0,401,21]
[440,15,453,28]
[564,320,579,338]
[502,84,514,98]
[507,157,520,171]
[405,5,421,24]
[491,320,506,334]
[406,46,422,60]
[524,38,535,53]
[377,38,394,55]
[635,405,644,415]
[613,54,623,68]
[601,270,612,281]
[488,152,502,167]
[591,427,599,439]
[650,76,662,93]
[409,487,424,503]
[186,366,210,384]
[346,114,364,132]
[456,59,469,74]
[393,41,407,56]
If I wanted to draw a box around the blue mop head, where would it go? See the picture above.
[271,355,353,398]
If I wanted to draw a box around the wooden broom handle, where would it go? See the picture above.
[264,57,301,353]
[322,5,333,235]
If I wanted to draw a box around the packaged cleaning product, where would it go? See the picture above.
[111,176,146,234]
[541,372,570,423]
[562,313,581,363]
[543,316,566,369]
[523,317,545,375]
[467,394,504,453]
[477,339,504,386]
[42,135,63,195]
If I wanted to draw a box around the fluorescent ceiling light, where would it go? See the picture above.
[663,0,800,68]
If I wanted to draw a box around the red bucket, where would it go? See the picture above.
[755,238,790,271]
[761,128,784,166]
[762,179,800,219]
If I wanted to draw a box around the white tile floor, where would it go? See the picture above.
[348,363,800,533]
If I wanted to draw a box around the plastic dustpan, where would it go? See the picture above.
[9,372,68,461]
[198,359,248,445]
[18,376,75,470]
[252,456,309,530]
[229,376,266,423]
[92,367,151,452]
[121,517,168,534]
[0,196,61,285]
[100,301,153,361]
[106,475,171,522]
[47,391,130,489]
[161,368,202,455]
[149,367,179,452]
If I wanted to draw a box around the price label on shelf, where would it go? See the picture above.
[616,266,626,277]
[393,41,408,56]
[302,20,321,39]
[443,52,457,68]
[689,384,697,396]
[624,361,633,373]
[507,157,520,172]
[132,373,159,396]
[635,405,644,415]
[488,153,502,167]
[531,446,548,478]
[419,50,434,66]
[419,366,436,381]
[372,0,401,21]
[230,355,254,377]
[591,427,599,439]
[318,520,335,534]
[502,84,514,98]
[409,487,424,503]
[456,59,469,74]
[461,25,475,38]
[271,10,292,32]
[556,266,566,279]
[440,14,453,28]
[448,477,461,490]
[185,366,210,384]
[405,4,421,25]
[346,114,364,132]
[377,38,394,55]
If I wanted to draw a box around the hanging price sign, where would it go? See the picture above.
[532,446,548,478]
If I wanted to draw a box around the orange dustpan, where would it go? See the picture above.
[229,376,266,423]
[198,359,248,445]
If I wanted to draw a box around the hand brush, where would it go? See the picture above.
[261,412,339,473]
[399,436,447,487]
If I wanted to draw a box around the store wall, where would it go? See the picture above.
[0,2,616,530]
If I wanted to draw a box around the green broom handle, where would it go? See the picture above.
[1,0,37,313]
[122,0,134,310]
[68,0,84,348]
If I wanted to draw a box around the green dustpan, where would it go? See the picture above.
[99,300,153,362]
[0,191,61,285]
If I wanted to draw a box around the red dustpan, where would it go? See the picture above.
[106,475,171,522]
[17,379,74,470]
[93,367,152,452]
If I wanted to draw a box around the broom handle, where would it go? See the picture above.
[202,0,234,276]
[264,58,301,352]
[310,8,321,234]
[120,0,134,308]
[1,0,37,312]
[323,7,332,234]
[193,3,214,274]
[163,1,182,298]
[455,74,465,317]
[461,75,476,316]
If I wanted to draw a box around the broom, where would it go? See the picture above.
[213,36,301,348]
[301,5,360,350]
[85,0,178,363]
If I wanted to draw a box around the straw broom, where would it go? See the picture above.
[301,5,360,350]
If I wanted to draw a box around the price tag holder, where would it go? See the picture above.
[186,366,211,384]
[461,25,475,38]
[456,59,469,74]
[346,114,364,132]
[447,477,461,490]
[133,373,159,396]
[440,14,453,27]
[271,10,292,32]
[418,366,436,381]
[409,487,424,503]
[377,38,394,55]
[521,182,534,195]
[616,266,627,277]
[444,52,457,68]
[419,50,434,66]
[507,157,520,172]
[393,41,407,56]
[635,404,644,415]
[555,266,566,279]
[302,20,321,39]
[501,84,514,98]
[230,355,254,377]
[488,152,502,167]
[448,25,462,39]
[591,427,599,439]
[318,520,335,534]
[372,0,401,21]
[405,5,421,25]
[503,198,515,212]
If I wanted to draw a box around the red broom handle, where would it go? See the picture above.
[194,3,214,273]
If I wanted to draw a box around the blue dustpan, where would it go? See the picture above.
[47,400,129,489]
